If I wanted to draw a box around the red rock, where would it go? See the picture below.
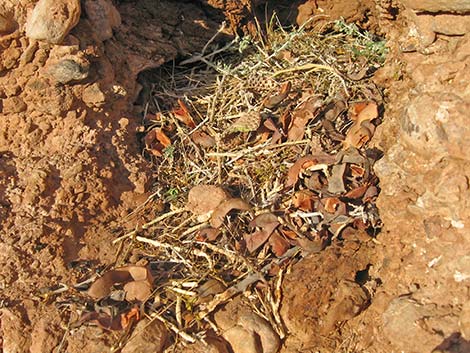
[84,0,121,41]
[402,0,470,13]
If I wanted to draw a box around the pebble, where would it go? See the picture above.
[25,0,81,44]
[84,0,121,41]
[82,83,106,107]
[46,58,89,84]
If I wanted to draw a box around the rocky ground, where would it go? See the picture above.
[0,0,469,352]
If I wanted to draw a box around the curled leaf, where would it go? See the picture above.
[144,128,171,157]
[286,154,335,187]
[210,198,250,228]
[172,99,196,128]
[88,266,153,300]
[292,190,316,211]
[263,81,291,109]
[245,213,280,253]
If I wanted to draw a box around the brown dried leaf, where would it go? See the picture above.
[191,130,216,148]
[88,266,153,299]
[144,128,171,157]
[173,99,196,128]
[286,154,335,187]
[124,281,152,302]
[344,185,368,199]
[323,197,342,213]
[343,102,378,149]
[263,82,291,109]
[244,230,272,253]
[292,190,316,211]
[195,227,221,242]
[327,163,347,194]
[210,198,250,228]
[269,231,290,257]
[229,112,261,133]
[187,185,229,216]
[249,213,279,228]
[79,311,123,331]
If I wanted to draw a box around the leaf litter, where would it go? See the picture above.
[62,18,387,350]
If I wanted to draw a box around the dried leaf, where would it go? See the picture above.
[244,230,272,253]
[295,237,326,253]
[344,185,368,199]
[245,213,280,253]
[79,311,123,331]
[229,112,261,133]
[124,281,152,302]
[144,128,171,157]
[292,190,316,211]
[327,163,347,194]
[195,227,221,242]
[191,130,216,148]
[210,198,251,228]
[323,197,342,213]
[363,185,379,202]
[343,102,378,149]
[286,154,335,187]
[120,307,140,330]
[287,109,312,141]
[269,231,290,257]
[263,81,291,109]
[249,213,279,229]
[88,266,153,300]
[173,99,196,128]
[187,185,229,216]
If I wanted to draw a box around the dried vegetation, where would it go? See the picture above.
[67,18,388,350]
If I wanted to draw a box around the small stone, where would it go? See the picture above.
[84,0,121,41]
[214,297,280,353]
[82,83,106,107]
[2,97,27,114]
[25,0,81,44]
[46,58,89,84]
[3,47,21,70]
[0,14,16,34]
[121,319,168,353]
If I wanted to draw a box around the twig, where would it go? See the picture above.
[113,208,186,244]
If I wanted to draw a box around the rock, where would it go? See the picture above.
[2,47,21,70]
[2,97,27,114]
[121,319,168,353]
[84,0,121,41]
[0,309,30,352]
[83,83,106,107]
[30,318,61,353]
[214,297,280,353]
[0,14,16,34]
[46,57,89,84]
[25,0,81,44]
[460,301,470,340]
[402,0,470,13]
[382,297,441,353]
[174,337,230,353]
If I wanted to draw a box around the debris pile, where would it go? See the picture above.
[71,19,387,350]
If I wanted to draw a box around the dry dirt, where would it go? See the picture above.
[1,0,469,353]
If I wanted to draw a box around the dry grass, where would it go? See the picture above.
[103,17,387,349]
